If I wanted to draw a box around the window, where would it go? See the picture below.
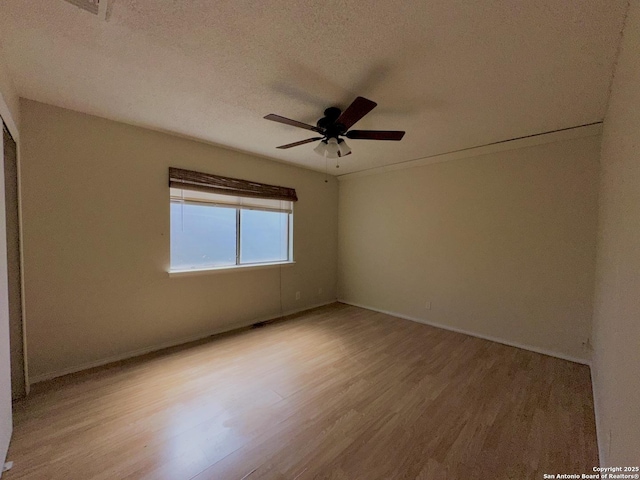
[168,168,296,272]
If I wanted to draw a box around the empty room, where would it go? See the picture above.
[0,1,638,479]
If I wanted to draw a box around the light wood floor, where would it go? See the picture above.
[6,303,598,480]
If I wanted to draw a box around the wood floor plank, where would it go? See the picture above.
[5,303,598,479]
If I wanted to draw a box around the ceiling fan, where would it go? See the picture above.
[264,96,405,158]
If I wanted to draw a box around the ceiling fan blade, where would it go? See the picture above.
[346,130,405,141]
[264,114,322,133]
[336,97,377,130]
[276,137,323,149]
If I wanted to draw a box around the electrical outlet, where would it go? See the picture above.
[295,291,301,300]
[318,288,323,295]
[425,301,431,310]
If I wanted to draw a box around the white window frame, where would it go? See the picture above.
[168,189,295,276]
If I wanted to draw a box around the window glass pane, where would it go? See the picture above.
[170,202,236,269]
[240,209,289,264]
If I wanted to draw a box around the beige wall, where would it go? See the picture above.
[20,100,338,382]
[592,0,640,465]
[338,136,600,362]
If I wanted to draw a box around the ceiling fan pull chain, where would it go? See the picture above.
[325,156,329,183]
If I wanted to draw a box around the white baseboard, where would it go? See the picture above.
[29,300,337,385]
[338,300,591,366]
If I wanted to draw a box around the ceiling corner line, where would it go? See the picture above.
[337,122,604,181]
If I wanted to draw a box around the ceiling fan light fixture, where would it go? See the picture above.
[326,137,340,157]
[338,139,351,156]
[313,140,328,157]
[265,96,405,159]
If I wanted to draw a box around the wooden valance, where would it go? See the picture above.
[169,167,298,202]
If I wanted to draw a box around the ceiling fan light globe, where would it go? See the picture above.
[313,141,328,157]
[326,137,340,156]
[338,139,351,156]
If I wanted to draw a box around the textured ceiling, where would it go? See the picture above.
[0,0,627,174]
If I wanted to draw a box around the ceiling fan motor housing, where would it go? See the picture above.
[317,107,346,138]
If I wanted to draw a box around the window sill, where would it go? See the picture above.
[168,261,296,277]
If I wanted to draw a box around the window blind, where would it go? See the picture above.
[170,188,293,213]
[168,167,298,202]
